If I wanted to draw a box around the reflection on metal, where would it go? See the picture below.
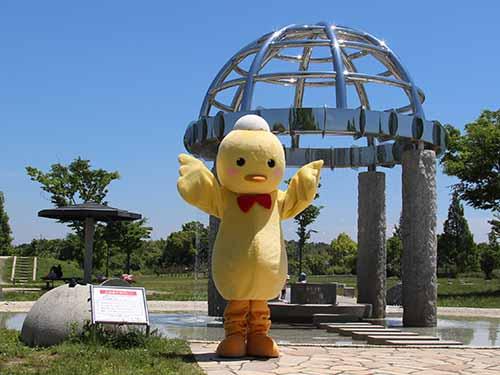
[185,22,446,168]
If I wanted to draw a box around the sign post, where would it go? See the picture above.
[90,285,150,331]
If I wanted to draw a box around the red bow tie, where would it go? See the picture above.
[237,194,272,213]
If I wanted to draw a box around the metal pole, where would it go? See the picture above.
[83,217,96,284]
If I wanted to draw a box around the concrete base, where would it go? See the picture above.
[353,331,418,341]
[382,340,462,346]
[366,335,439,344]
[291,283,337,304]
[269,302,371,323]
[312,313,362,327]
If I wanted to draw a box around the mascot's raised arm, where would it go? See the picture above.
[177,114,323,358]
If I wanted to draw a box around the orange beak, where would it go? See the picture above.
[245,174,267,182]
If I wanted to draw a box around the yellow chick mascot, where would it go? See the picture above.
[177,114,323,358]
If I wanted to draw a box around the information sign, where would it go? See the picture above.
[90,285,149,325]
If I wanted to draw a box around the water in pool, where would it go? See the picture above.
[1,312,499,346]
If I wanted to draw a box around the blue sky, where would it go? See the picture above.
[1,1,498,245]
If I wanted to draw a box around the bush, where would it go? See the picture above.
[70,322,153,349]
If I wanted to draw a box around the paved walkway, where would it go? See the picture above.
[0,300,207,313]
[190,342,500,375]
[2,299,500,319]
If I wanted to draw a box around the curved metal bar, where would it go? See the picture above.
[230,48,283,111]
[347,51,368,60]
[210,71,424,98]
[294,36,315,107]
[343,27,425,117]
[198,34,272,117]
[240,24,295,111]
[276,54,334,64]
[340,49,370,109]
[318,22,347,108]
[211,99,234,112]
[200,23,431,132]
[271,39,331,48]
[386,49,424,117]
[340,40,389,55]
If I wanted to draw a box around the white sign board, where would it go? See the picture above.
[90,285,149,325]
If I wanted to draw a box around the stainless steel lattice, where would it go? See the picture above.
[184,22,446,169]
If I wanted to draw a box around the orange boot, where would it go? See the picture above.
[216,300,249,357]
[246,300,279,358]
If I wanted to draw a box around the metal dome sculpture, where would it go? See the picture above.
[189,22,442,327]
[184,22,446,169]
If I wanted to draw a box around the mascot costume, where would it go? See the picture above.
[177,114,323,357]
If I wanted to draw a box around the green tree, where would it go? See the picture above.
[441,110,500,211]
[162,221,208,270]
[0,192,13,255]
[26,158,120,208]
[478,243,496,280]
[386,213,403,278]
[180,221,210,267]
[103,220,152,275]
[26,157,151,275]
[141,239,166,275]
[330,232,357,274]
[26,158,120,268]
[438,192,477,275]
[489,213,500,242]
[12,236,79,259]
[286,179,323,276]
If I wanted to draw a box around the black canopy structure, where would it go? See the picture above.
[38,202,142,284]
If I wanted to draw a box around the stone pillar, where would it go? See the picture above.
[207,165,227,317]
[207,214,227,316]
[402,149,437,327]
[357,171,386,318]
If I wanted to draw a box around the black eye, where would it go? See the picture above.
[267,159,276,168]
[236,157,245,167]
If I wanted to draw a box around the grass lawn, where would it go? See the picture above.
[307,274,500,308]
[1,256,82,288]
[0,328,203,375]
[2,256,500,308]
[135,275,208,301]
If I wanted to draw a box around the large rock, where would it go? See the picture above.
[386,283,402,306]
[21,284,91,347]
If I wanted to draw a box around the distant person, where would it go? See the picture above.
[55,264,63,279]
[298,272,307,283]
[47,265,58,280]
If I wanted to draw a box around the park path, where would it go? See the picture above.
[190,342,500,375]
[0,300,208,313]
[2,300,500,319]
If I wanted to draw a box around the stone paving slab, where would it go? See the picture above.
[190,341,500,375]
